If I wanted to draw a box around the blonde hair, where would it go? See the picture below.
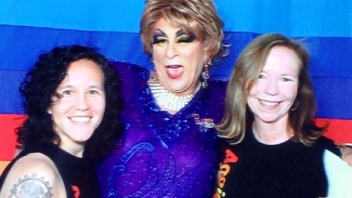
[140,0,227,59]
[217,33,323,145]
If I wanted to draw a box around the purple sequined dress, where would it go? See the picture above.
[98,62,226,198]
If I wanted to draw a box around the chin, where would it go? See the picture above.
[72,135,93,143]
[257,116,280,123]
[169,86,187,93]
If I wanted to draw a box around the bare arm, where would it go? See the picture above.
[324,150,352,197]
[0,153,66,198]
[340,145,352,167]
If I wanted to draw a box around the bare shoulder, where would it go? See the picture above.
[340,146,352,167]
[0,153,66,198]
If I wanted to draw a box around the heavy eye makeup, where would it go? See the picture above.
[151,29,197,45]
[152,31,168,45]
[175,29,196,43]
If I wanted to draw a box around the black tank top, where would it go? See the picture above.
[0,141,99,198]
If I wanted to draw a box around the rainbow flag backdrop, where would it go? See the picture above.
[0,0,351,173]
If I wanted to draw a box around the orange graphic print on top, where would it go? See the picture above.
[213,149,238,198]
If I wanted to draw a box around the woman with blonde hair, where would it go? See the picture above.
[215,33,352,198]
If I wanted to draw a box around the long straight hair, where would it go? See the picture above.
[217,33,324,145]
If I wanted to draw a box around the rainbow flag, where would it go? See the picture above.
[1,0,351,172]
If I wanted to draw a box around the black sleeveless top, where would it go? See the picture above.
[216,130,341,198]
[0,141,99,198]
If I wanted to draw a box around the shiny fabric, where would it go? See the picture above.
[1,0,352,164]
[98,62,226,198]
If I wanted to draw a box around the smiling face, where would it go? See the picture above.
[247,46,300,125]
[47,59,106,155]
[151,18,208,96]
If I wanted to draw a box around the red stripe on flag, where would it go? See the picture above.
[316,118,352,144]
[0,114,26,160]
[0,115,351,161]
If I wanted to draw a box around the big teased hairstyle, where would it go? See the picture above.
[217,33,324,145]
[17,45,124,162]
[140,0,228,60]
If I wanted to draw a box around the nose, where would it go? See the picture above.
[165,42,177,59]
[75,94,89,111]
[264,79,278,95]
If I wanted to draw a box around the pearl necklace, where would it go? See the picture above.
[148,74,196,112]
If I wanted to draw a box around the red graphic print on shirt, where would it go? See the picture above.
[213,149,238,198]
[72,185,80,198]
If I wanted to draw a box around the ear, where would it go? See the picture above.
[203,44,209,59]
[204,44,209,54]
[203,37,211,52]
[204,50,213,64]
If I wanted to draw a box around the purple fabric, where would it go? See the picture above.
[98,62,226,198]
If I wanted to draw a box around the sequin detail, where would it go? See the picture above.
[98,63,227,198]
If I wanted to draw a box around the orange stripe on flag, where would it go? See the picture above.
[0,161,10,175]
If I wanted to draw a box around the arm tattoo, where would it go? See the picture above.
[9,173,54,198]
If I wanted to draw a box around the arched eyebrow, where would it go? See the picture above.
[175,29,186,36]
[153,28,191,37]
[153,28,166,36]
[152,28,197,43]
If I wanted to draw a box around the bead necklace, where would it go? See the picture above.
[148,73,196,112]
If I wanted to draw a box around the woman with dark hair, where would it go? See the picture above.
[214,33,352,197]
[98,0,229,197]
[0,45,124,198]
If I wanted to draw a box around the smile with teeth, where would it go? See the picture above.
[259,99,280,107]
[70,116,91,122]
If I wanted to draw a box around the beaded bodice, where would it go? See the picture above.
[98,62,226,198]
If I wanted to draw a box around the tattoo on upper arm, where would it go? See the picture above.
[9,173,54,198]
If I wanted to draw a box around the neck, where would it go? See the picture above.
[148,73,200,113]
[252,118,293,145]
[57,140,85,158]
